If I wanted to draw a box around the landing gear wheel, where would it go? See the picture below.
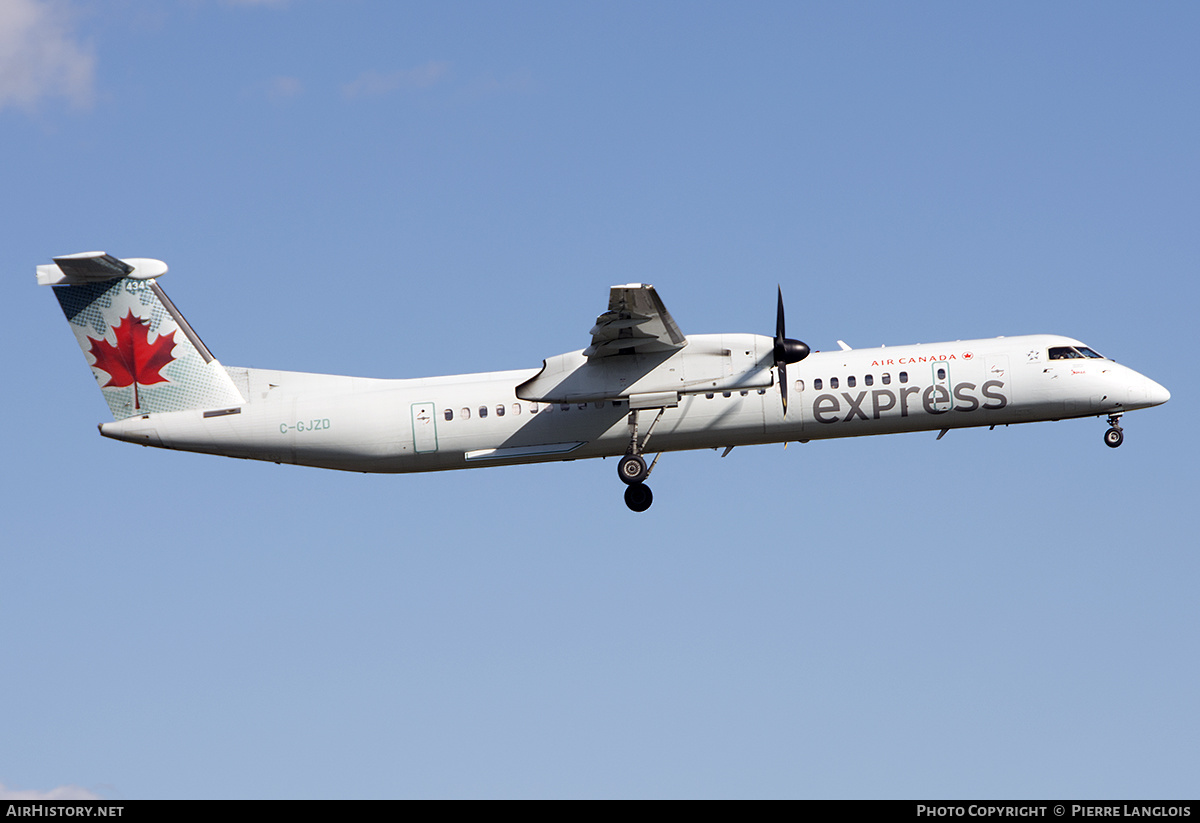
[624,483,653,512]
[618,454,649,485]
[1104,427,1124,448]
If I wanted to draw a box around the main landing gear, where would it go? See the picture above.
[1104,413,1125,449]
[619,409,664,512]
[623,482,653,513]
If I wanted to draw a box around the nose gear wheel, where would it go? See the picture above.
[1104,413,1124,448]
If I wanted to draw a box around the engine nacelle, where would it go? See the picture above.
[516,333,773,404]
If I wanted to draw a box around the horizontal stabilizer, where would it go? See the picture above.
[37,251,168,286]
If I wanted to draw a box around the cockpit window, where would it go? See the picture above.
[1049,346,1085,360]
[1077,347,1105,359]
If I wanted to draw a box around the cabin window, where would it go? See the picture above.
[496,405,505,417]
[512,403,522,415]
[578,403,587,410]
[830,377,839,389]
[594,401,604,409]
[847,376,856,388]
[757,388,766,395]
[936,367,946,380]
[461,407,470,420]
[444,409,454,421]
[542,403,552,413]
[1049,346,1085,360]
[706,392,714,399]
[814,378,823,390]
[612,400,624,407]
[794,380,804,392]
[560,403,570,411]
[865,374,874,387]
[723,391,732,398]
[529,403,539,414]
[479,406,488,418]
[899,372,908,384]
[882,373,891,385]
[740,390,748,396]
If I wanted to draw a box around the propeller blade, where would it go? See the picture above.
[772,286,809,416]
[779,361,788,414]
[776,285,786,344]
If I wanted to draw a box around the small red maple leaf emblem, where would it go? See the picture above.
[87,310,176,410]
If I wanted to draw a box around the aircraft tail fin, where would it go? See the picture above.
[39,252,245,420]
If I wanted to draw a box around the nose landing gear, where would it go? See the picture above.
[1104,413,1124,448]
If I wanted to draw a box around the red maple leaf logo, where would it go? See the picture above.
[87,310,176,410]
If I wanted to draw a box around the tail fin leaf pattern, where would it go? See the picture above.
[44,254,244,419]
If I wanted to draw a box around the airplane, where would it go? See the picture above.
[40,251,1170,512]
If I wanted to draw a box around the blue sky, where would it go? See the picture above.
[3,0,1197,799]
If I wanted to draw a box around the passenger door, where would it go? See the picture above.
[410,402,438,454]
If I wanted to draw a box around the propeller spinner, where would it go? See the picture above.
[774,286,810,414]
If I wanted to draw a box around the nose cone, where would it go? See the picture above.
[1120,368,1170,410]
[1145,377,1170,407]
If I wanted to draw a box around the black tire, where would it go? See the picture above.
[1104,427,1124,448]
[624,483,653,512]
[617,454,649,485]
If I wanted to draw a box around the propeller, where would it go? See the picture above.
[774,286,810,414]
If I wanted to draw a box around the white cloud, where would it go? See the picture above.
[0,781,102,800]
[472,68,534,95]
[341,60,451,99]
[264,74,303,100]
[0,0,95,112]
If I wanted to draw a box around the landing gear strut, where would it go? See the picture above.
[619,408,664,511]
[1104,413,1124,449]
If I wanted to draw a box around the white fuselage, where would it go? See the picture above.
[97,333,1169,473]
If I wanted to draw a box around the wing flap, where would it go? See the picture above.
[584,283,686,359]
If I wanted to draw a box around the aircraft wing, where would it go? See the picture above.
[583,283,687,359]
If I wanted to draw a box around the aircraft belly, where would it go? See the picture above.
[102,350,1036,472]
[102,391,415,471]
